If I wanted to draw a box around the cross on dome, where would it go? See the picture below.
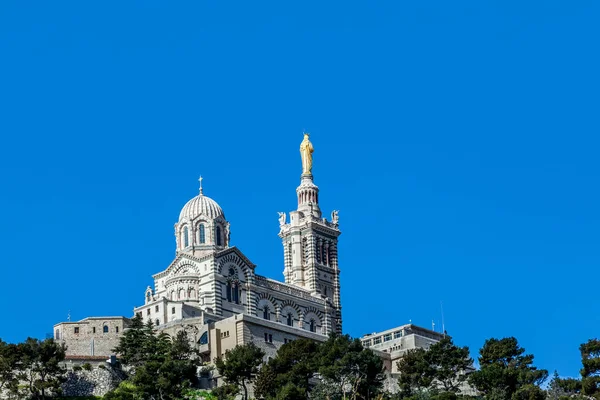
[198,175,203,195]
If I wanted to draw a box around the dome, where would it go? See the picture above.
[179,193,224,221]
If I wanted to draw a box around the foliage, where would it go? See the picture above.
[182,388,220,399]
[318,334,385,400]
[547,371,581,400]
[255,338,319,399]
[215,342,265,400]
[580,339,600,398]
[396,336,472,396]
[17,337,67,400]
[468,337,547,400]
[255,335,384,400]
[0,338,21,395]
[107,320,200,400]
[210,384,240,399]
[112,314,147,367]
[103,381,142,400]
[82,363,93,371]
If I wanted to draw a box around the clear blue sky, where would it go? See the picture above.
[1,1,598,379]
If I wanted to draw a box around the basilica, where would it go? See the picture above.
[54,134,343,361]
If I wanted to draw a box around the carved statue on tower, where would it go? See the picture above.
[331,210,339,225]
[278,212,286,226]
[300,133,314,175]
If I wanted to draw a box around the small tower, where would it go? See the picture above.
[279,133,343,333]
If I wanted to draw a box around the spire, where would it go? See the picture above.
[198,175,204,195]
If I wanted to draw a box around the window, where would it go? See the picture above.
[199,224,206,244]
[263,306,270,320]
[324,287,327,296]
[155,305,159,312]
[362,339,372,347]
[394,331,402,339]
[116,327,119,333]
[147,309,151,315]
[309,319,316,333]
[373,336,382,345]
[216,226,222,246]
[269,334,273,343]
[155,319,160,326]
[286,313,293,327]
[92,327,96,334]
[172,307,176,315]
[55,329,60,340]
[146,292,151,303]
[183,226,189,247]
[74,327,79,334]
[103,325,109,333]
[316,243,321,263]
[264,333,268,342]
[264,333,272,343]
[384,334,392,342]
[233,284,239,304]
[199,332,208,345]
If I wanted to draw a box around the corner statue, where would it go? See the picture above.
[300,133,314,175]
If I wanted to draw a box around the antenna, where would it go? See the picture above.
[440,301,446,336]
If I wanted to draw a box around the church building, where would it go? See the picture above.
[54,134,342,361]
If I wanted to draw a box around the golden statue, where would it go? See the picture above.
[300,133,314,175]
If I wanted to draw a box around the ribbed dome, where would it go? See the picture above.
[179,194,224,221]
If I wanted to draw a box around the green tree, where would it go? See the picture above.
[214,342,265,400]
[112,314,147,367]
[318,334,385,400]
[109,321,199,400]
[396,336,472,396]
[547,371,581,400]
[210,384,239,400]
[468,337,547,400]
[17,337,67,400]
[580,339,600,399]
[103,381,143,400]
[396,347,431,397]
[0,339,21,396]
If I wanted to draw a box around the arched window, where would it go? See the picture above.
[183,226,189,247]
[233,284,239,304]
[263,306,270,320]
[155,319,160,326]
[309,319,316,333]
[55,329,60,340]
[103,325,109,333]
[226,281,232,302]
[146,292,151,303]
[216,226,222,246]
[316,242,321,263]
[199,224,206,244]
[287,313,293,327]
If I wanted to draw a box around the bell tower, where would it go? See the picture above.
[278,133,342,333]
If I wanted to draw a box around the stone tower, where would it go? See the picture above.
[278,134,342,333]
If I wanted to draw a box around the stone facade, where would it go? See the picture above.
[54,317,130,357]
